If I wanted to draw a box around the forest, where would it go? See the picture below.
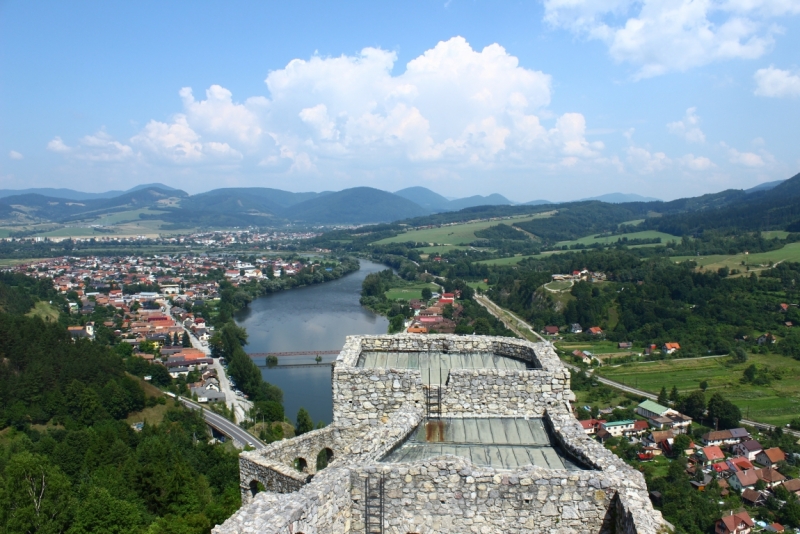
[487,249,800,356]
[0,311,242,534]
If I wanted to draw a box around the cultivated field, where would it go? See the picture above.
[374,212,554,246]
[598,353,800,426]
[556,230,679,248]
[476,254,539,266]
[671,242,800,274]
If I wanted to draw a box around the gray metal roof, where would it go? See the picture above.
[358,351,528,385]
[381,418,586,471]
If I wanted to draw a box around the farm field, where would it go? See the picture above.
[555,230,679,248]
[597,353,800,426]
[671,242,800,274]
[476,254,539,266]
[384,281,440,301]
[90,208,168,225]
[374,212,554,246]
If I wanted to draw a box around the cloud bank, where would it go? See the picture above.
[543,0,799,78]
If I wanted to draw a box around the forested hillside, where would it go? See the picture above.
[487,249,800,356]
[0,287,242,533]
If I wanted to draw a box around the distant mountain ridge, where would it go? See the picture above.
[1,174,798,228]
[394,187,513,212]
[0,182,180,201]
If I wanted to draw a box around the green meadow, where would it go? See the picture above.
[598,353,800,426]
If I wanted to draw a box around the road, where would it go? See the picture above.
[473,294,800,439]
[178,397,265,449]
[164,302,253,424]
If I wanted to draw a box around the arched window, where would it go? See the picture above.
[316,447,334,470]
[294,457,308,472]
[249,480,263,497]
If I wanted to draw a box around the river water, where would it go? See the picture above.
[234,260,389,425]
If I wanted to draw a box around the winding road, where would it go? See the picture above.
[178,397,266,449]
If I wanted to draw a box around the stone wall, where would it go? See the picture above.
[238,422,368,503]
[332,367,424,427]
[349,457,617,534]
[441,368,569,417]
[215,466,354,534]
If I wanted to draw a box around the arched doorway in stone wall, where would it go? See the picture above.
[249,480,264,498]
[316,447,334,470]
[293,457,308,472]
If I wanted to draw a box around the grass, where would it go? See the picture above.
[373,212,555,246]
[126,400,176,426]
[91,208,166,225]
[597,352,800,426]
[544,280,573,291]
[467,281,489,291]
[0,258,47,268]
[556,340,638,357]
[26,301,60,322]
[671,242,800,275]
[384,281,441,301]
[476,254,539,266]
[556,230,679,248]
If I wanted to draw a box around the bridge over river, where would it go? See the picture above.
[247,350,340,358]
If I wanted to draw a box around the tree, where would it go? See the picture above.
[295,407,313,436]
[67,486,143,534]
[181,332,191,348]
[673,434,692,456]
[0,452,73,534]
[421,287,432,301]
[707,393,742,429]
[677,390,706,421]
[669,385,680,404]
[699,380,708,391]
[657,386,668,406]
[730,347,748,363]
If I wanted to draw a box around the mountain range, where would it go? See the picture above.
[0,178,791,228]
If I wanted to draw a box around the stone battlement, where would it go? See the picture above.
[213,335,668,534]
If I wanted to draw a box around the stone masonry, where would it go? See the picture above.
[213,334,669,534]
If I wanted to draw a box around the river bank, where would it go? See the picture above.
[234,259,389,424]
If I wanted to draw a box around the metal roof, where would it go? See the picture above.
[381,418,587,471]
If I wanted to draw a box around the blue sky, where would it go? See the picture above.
[1,0,799,202]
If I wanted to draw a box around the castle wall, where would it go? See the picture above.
[348,458,622,534]
[332,367,424,428]
[442,368,569,417]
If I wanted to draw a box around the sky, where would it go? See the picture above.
[1,1,799,202]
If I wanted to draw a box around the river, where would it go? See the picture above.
[234,259,389,425]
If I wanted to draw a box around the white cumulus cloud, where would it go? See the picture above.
[754,66,800,97]
[9,150,23,160]
[543,0,799,78]
[47,132,132,161]
[47,37,612,182]
[724,143,766,166]
[627,146,671,173]
[679,154,716,170]
[668,107,706,143]
[47,136,71,153]
[130,115,241,163]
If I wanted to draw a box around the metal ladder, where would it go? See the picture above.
[364,474,384,534]
[426,384,442,420]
